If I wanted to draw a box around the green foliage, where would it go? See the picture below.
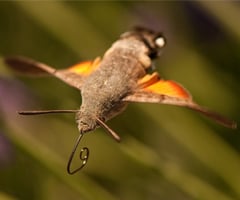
[0,2,239,200]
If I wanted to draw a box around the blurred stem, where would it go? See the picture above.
[3,120,116,200]
[139,105,240,198]
[0,192,17,200]
[15,1,107,58]
[122,137,235,200]
[197,1,240,42]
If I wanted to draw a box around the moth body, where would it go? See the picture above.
[77,28,165,133]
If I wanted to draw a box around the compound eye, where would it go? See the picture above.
[155,36,165,48]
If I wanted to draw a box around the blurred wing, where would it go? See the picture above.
[4,56,101,89]
[124,72,236,129]
[4,56,55,75]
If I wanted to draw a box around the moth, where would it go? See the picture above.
[4,27,237,174]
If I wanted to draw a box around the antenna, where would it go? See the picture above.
[96,117,121,142]
[18,110,77,115]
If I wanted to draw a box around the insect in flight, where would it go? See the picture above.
[4,27,237,174]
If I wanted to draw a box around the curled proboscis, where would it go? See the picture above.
[67,133,89,175]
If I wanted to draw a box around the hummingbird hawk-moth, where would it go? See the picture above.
[4,27,237,174]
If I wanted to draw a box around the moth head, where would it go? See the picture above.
[75,111,121,141]
[121,26,166,59]
[76,111,97,133]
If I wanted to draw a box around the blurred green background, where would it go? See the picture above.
[0,1,239,200]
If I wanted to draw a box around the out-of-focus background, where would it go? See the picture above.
[0,2,239,200]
